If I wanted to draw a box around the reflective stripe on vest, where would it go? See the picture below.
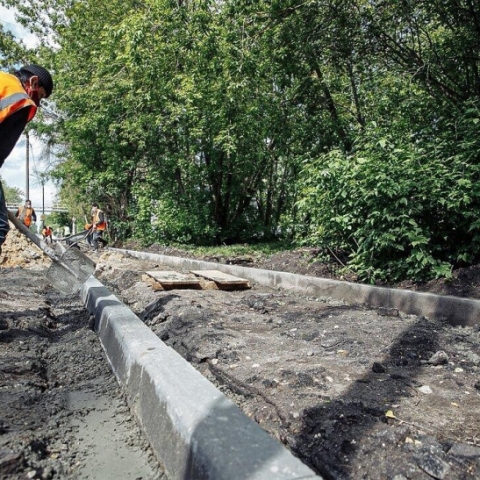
[0,72,37,124]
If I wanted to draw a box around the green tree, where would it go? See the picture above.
[1,176,24,204]
[8,0,480,282]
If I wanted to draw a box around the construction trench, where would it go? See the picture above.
[1,228,480,479]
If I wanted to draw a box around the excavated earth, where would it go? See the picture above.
[96,246,480,480]
[0,226,164,480]
[2,229,480,480]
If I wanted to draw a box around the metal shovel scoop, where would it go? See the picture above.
[7,211,96,295]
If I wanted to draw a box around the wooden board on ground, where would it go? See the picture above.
[145,271,201,290]
[141,273,164,291]
[191,270,251,290]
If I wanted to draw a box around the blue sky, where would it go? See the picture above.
[1,5,57,209]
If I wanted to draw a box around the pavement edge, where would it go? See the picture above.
[80,277,320,480]
[111,249,480,327]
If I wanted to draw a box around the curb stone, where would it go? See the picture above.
[80,276,320,480]
[111,249,480,327]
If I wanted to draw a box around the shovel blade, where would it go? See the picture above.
[45,262,85,295]
[61,248,96,281]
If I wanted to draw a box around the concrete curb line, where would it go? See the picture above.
[111,248,480,327]
[80,276,319,480]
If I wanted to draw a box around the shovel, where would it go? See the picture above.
[7,211,96,295]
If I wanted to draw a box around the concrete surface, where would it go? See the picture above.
[80,277,320,480]
[112,248,480,327]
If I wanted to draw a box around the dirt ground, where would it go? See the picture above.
[138,243,480,300]
[0,227,164,479]
[2,230,480,479]
[96,245,480,480]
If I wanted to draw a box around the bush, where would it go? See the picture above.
[297,116,480,283]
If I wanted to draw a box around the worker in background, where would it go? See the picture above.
[15,199,37,229]
[0,64,54,254]
[41,225,53,244]
[86,202,107,252]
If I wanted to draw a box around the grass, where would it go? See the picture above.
[161,239,301,258]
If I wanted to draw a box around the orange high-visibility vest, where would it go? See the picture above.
[0,72,37,124]
[18,206,34,227]
[92,210,107,231]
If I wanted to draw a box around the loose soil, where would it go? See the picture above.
[0,226,165,479]
[96,245,480,480]
[2,231,480,480]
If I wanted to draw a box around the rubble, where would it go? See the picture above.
[0,222,51,270]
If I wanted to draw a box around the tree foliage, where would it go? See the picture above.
[5,0,480,281]
[0,176,23,204]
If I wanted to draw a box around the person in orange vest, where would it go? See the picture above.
[0,65,54,253]
[41,225,53,244]
[86,202,108,252]
[15,199,37,228]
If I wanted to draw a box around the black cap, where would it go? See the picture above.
[21,65,54,97]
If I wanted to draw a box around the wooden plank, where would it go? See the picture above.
[191,270,251,289]
[142,273,164,291]
[145,271,201,288]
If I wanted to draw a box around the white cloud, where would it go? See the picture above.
[2,136,58,210]
[0,6,39,49]
[1,6,58,209]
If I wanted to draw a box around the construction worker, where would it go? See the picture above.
[41,225,53,244]
[0,65,54,253]
[15,199,37,229]
[86,202,107,252]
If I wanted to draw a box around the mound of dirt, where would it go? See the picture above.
[0,222,51,270]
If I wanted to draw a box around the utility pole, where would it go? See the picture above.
[25,131,30,200]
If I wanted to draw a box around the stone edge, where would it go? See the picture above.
[80,277,320,480]
[111,248,480,327]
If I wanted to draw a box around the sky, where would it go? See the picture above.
[1,6,58,209]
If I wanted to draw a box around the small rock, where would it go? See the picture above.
[417,452,450,479]
[448,443,480,459]
[377,307,400,317]
[320,337,342,348]
[428,351,449,366]
[474,381,480,391]
[418,385,433,394]
[372,362,387,373]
